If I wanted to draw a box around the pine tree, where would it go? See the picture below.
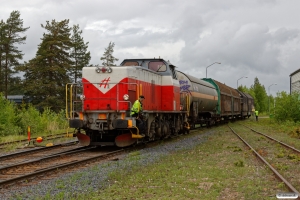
[18,19,72,112]
[1,11,29,98]
[0,20,5,93]
[7,76,23,95]
[100,42,119,66]
[70,24,91,83]
[250,77,267,112]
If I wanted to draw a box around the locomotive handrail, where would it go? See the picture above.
[65,84,69,119]
[65,83,80,119]
[65,83,75,119]
[117,82,138,112]
[70,84,74,119]
[186,94,190,116]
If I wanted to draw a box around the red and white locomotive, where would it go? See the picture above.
[66,58,253,147]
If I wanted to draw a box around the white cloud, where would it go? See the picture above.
[1,0,300,95]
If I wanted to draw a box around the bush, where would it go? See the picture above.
[17,105,68,135]
[0,93,68,137]
[0,94,22,136]
[274,92,300,122]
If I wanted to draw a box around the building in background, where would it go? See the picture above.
[290,69,300,94]
[7,95,24,105]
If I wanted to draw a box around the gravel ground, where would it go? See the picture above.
[0,130,215,200]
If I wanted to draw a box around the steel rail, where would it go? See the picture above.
[0,148,124,188]
[0,141,79,161]
[242,124,300,154]
[0,146,95,171]
[0,132,71,147]
[228,125,300,197]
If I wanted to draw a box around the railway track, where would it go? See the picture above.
[0,141,80,168]
[0,132,72,149]
[0,145,125,189]
[241,124,300,154]
[0,127,200,190]
[228,124,300,198]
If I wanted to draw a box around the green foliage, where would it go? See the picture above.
[17,105,67,135]
[17,19,73,112]
[238,77,267,113]
[240,78,300,123]
[0,20,6,92]
[7,76,24,94]
[287,154,297,160]
[274,92,300,122]
[0,93,67,137]
[250,77,267,112]
[0,10,29,97]
[237,85,249,93]
[70,24,91,83]
[100,42,119,66]
[288,127,300,139]
[0,93,22,136]
[18,104,51,135]
[234,160,244,167]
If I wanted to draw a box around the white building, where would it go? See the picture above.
[290,69,300,94]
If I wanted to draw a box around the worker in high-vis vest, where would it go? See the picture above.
[131,95,144,117]
[131,95,145,134]
[255,110,259,121]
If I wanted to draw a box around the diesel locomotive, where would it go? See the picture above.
[66,58,254,147]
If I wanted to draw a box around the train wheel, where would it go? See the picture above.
[190,123,195,130]
[183,122,190,134]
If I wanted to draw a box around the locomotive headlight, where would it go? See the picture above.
[107,67,112,73]
[123,94,129,101]
[95,67,101,73]
[101,67,106,73]
[80,95,85,100]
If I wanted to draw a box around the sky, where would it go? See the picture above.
[1,0,300,96]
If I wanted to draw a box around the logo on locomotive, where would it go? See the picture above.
[99,77,111,88]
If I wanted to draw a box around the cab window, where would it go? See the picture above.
[148,61,166,72]
[122,61,139,66]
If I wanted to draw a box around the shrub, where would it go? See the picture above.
[0,94,22,136]
[0,93,68,137]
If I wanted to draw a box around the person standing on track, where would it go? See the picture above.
[255,110,259,121]
[131,95,146,135]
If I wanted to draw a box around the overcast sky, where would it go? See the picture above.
[1,0,300,95]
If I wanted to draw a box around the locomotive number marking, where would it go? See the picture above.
[100,77,111,88]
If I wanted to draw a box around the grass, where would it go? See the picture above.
[231,119,300,193]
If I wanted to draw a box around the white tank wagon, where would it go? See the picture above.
[176,71,218,128]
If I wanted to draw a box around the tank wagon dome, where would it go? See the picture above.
[176,71,216,91]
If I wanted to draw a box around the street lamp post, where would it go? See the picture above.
[237,76,248,88]
[268,83,277,115]
[206,62,221,78]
